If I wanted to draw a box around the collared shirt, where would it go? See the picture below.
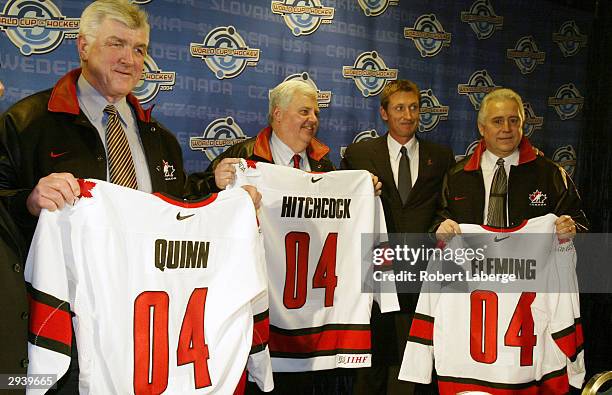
[269,130,311,171]
[387,133,419,189]
[481,149,519,224]
[77,76,152,192]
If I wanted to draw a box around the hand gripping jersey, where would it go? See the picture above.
[231,160,399,371]
[399,214,585,394]
[25,179,273,394]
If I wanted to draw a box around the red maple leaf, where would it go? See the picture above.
[78,179,97,198]
[246,159,258,169]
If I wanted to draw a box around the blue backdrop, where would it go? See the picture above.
[0,0,592,176]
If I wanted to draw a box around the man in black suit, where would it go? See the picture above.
[341,79,454,395]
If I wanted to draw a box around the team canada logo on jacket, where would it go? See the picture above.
[163,160,176,181]
[529,190,547,206]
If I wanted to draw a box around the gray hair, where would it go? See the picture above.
[268,80,317,124]
[478,88,525,125]
[79,0,150,44]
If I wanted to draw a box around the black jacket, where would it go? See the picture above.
[0,68,187,241]
[188,126,335,195]
[0,193,27,387]
[433,137,588,232]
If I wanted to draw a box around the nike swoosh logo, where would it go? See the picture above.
[453,196,466,201]
[176,212,195,221]
[494,235,510,242]
[311,177,323,183]
[50,151,68,158]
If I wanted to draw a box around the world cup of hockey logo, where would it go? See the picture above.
[506,36,546,75]
[548,83,584,120]
[457,70,498,110]
[404,14,451,58]
[552,21,587,57]
[132,55,175,104]
[342,51,398,97]
[419,89,449,133]
[552,145,576,177]
[455,140,480,162]
[357,0,398,17]
[190,117,248,161]
[522,102,543,137]
[460,0,503,40]
[340,129,379,158]
[190,26,260,80]
[0,0,79,56]
[281,72,332,108]
[271,0,334,36]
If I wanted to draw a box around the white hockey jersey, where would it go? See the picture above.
[399,214,585,394]
[25,179,273,394]
[231,160,399,372]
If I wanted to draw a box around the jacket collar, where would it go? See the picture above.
[47,68,152,122]
[253,126,331,163]
[464,136,537,171]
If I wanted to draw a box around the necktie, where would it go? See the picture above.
[487,158,507,227]
[103,105,138,189]
[292,154,301,169]
[398,146,412,204]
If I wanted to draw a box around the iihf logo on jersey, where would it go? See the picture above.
[162,160,176,181]
[552,145,577,177]
[271,0,334,36]
[419,89,449,133]
[404,14,451,58]
[455,140,479,162]
[357,0,398,17]
[506,36,545,75]
[547,83,584,120]
[342,51,398,97]
[528,190,547,207]
[190,26,260,80]
[190,117,248,162]
[522,102,543,138]
[132,55,175,104]
[460,0,503,40]
[552,21,587,57]
[281,72,332,108]
[0,0,79,56]
[457,70,499,110]
[340,129,379,158]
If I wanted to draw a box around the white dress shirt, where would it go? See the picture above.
[481,149,519,224]
[77,76,152,192]
[269,130,311,171]
[387,134,419,189]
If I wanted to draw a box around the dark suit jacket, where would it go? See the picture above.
[0,193,27,388]
[341,133,454,364]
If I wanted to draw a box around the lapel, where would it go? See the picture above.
[372,134,402,204]
[412,138,432,192]
[136,118,163,192]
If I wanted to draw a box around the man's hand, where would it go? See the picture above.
[26,173,81,216]
[436,219,461,241]
[555,214,576,240]
[0,81,4,97]
[241,185,262,210]
[371,173,382,196]
[214,158,240,189]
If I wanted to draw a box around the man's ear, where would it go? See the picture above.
[477,122,484,137]
[77,35,89,61]
[272,106,282,124]
[379,106,388,122]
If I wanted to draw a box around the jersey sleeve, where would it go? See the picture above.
[24,209,74,395]
[371,196,400,313]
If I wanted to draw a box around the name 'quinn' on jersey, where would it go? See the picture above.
[154,239,210,271]
[280,196,351,219]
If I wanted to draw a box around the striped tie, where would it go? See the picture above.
[104,105,138,189]
[487,158,507,227]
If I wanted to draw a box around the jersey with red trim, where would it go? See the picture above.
[231,160,399,372]
[25,179,273,394]
[399,214,585,394]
